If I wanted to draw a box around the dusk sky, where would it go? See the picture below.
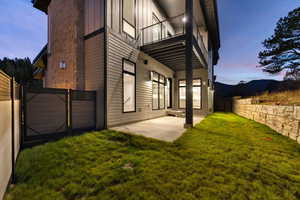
[0,0,299,84]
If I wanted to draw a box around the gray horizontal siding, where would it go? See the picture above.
[107,30,174,127]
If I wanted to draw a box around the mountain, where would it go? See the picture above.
[215,79,299,97]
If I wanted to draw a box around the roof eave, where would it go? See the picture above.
[200,0,220,65]
[32,0,51,14]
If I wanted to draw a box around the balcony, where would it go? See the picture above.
[140,14,208,71]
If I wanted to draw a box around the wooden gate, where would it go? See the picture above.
[23,88,68,142]
[22,88,97,146]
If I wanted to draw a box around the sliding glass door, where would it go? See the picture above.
[178,79,202,109]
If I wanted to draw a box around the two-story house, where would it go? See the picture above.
[32,0,220,130]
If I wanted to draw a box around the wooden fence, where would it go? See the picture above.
[22,88,97,146]
[0,70,97,199]
[0,71,21,200]
[214,96,233,112]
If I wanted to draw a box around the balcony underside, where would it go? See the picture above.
[141,35,207,72]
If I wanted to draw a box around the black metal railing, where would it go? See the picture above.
[192,18,209,62]
[140,14,208,62]
[141,14,186,46]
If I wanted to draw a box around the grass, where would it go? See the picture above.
[5,113,300,200]
[253,89,300,106]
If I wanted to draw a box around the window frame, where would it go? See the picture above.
[122,58,136,113]
[122,0,137,39]
[159,75,165,109]
[167,78,172,109]
[152,72,166,111]
[178,78,202,110]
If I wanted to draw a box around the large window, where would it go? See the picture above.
[179,79,202,109]
[152,72,166,110]
[123,0,136,38]
[123,59,136,113]
[166,78,172,108]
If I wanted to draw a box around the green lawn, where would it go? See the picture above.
[5,113,300,200]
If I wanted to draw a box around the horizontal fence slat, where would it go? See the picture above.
[23,87,97,145]
[0,71,11,101]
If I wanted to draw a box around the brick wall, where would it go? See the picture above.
[233,98,300,144]
[46,0,84,90]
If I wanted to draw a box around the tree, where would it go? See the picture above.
[258,7,300,80]
[0,57,33,84]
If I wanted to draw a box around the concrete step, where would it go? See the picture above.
[166,109,185,118]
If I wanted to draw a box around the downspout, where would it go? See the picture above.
[104,0,108,129]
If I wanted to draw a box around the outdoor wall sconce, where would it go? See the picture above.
[59,61,66,69]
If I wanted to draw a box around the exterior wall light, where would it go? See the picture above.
[59,61,66,69]
[182,16,187,23]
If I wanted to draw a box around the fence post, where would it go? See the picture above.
[10,77,15,184]
[68,89,73,135]
[20,85,23,149]
[94,91,97,130]
[23,86,27,144]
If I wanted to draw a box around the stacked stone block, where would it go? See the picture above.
[232,98,300,144]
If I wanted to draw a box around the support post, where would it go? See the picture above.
[185,0,194,128]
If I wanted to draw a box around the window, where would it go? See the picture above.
[179,80,186,109]
[193,79,202,109]
[152,72,165,110]
[166,78,172,108]
[179,79,202,109]
[152,82,159,110]
[123,0,136,38]
[159,76,165,109]
[123,59,136,112]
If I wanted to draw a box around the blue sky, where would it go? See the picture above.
[0,0,299,84]
[216,0,299,84]
[0,0,47,60]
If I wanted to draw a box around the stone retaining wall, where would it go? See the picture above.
[232,98,300,144]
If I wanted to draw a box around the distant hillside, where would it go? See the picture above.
[215,80,300,98]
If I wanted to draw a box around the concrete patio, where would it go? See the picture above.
[111,116,204,142]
